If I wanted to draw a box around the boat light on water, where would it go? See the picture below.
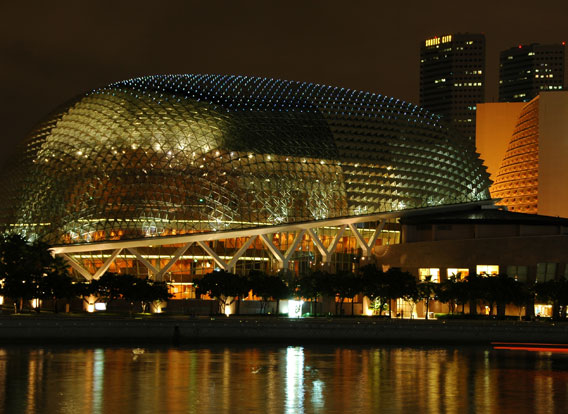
[492,342,568,353]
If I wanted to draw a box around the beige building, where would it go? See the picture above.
[477,92,568,217]
[375,204,568,318]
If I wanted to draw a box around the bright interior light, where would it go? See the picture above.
[94,303,107,311]
[288,300,303,318]
[87,303,95,313]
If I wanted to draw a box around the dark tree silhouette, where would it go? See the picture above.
[194,270,248,315]
[0,234,69,313]
[417,276,438,319]
[296,270,329,316]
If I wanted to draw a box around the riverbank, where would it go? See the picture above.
[1,315,567,345]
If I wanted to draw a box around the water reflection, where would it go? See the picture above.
[0,345,566,413]
[285,347,304,414]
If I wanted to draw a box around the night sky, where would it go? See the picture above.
[1,0,567,164]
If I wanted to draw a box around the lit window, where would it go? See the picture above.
[476,265,499,276]
[447,268,469,281]
[419,268,440,282]
[534,304,552,318]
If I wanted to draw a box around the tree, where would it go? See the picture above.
[359,265,417,318]
[465,274,485,315]
[535,279,568,321]
[328,271,362,316]
[296,270,328,316]
[360,264,388,316]
[478,274,526,318]
[0,234,68,313]
[437,276,469,315]
[74,280,96,309]
[250,271,291,315]
[384,268,418,318]
[417,276,438,320]
[119,275,171,314]
[90,272,125,305]
[39,269,75,313]
[249,270,271,314]
[194,270,248,315]
[268,276,291,315]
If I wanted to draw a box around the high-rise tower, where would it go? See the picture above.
[420,33,486,144]
[499,43,565,102]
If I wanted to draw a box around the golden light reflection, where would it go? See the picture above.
[0,346,566,413]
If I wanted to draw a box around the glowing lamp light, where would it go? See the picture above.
[224,306,232,317]
[0,296,4,306]
[87,303,95,313]
[366,308,374,316]
[31,299,40,309]
[288,300,303,318]
[94,303,107,311]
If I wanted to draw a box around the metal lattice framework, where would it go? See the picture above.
[0,74,491,247]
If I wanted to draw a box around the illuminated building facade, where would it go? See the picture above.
[0,74,491,283]
[499,43,566,102]
[420,33,486,144]
[477,92,568,217]
[379,204,568,318]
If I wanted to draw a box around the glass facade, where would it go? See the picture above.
[0,74,491,245]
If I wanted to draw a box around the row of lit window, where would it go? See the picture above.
[418,265,498,282]
[419,264,567,283]
[453,82,483,87]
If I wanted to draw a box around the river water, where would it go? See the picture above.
[0,345,566,413]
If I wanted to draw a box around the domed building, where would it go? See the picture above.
[0,74,492,283]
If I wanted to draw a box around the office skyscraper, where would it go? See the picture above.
[499,43,565,102]
[420,33,485,144]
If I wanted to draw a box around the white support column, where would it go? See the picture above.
[348,221,385,257]
[227,236,257,272]
[326,224,346,259]
[155,242,193,281]
[281,230,305,269]
[259,233,285,267]
[307,228,329,262]
[308,225,349,263]
[366,220,386,254]
[61,254,93,281]
[92,249,123,280]
[197,241,229,270]
[127,247,159,275]
[348,223,370,255]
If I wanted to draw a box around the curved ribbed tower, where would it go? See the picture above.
[491,99,539,213]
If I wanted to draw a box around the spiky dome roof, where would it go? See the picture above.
[0,74,491,245]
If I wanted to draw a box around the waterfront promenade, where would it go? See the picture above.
[0,315,567,345]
